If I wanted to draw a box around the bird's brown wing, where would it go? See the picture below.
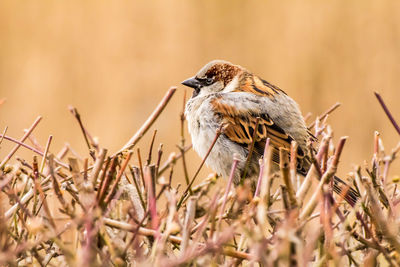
[210,97,310,173]
[210,96,360,206]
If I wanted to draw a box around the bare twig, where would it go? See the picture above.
[89,148,107,186]
[157,144,192,176]
[375,91,400,136]
[308,102,341,129]
[68,106,97,159]
[115,87,176,155]
[177,126,223,210]
[103,218,251,260]
[254,138,270,198]
[39,135,53,174]
[241,117,260,183]
[0,134,69,169]
[300,137,347,220]
[104,151,133,203]
[146,130,157,166]
[181,196,197,254]
[0,116,42,169]
[280,147,297,209]
[0,126,8,147]
[217,154,239,230]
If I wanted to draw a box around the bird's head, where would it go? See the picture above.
[181,60,244,97]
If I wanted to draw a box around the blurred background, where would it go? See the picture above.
[1,0,399,180]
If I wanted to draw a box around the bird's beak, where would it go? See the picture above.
[181,77,202,89]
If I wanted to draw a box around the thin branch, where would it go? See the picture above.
[0,126,8,147]
[241,117,260,184]
[157,145,192,176]
[0,134,69,169]
[177,126,223,210]
[39,135,53,173]
[217,154,239,230]
[68,106,96,159]
[374,91,400,136]
[146,130,157,166]
[0,116,42,169]
[300,137,347,220]
[114,87,176,156]
[254,138,270,197]
[104,151,133,203]
[308,102,341,129]
[103,217,251,260]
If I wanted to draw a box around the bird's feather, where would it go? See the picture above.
[210,96,310,173]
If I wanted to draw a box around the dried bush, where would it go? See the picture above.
[0,88,399,266]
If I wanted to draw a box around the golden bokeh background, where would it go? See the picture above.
[1,0,400,179]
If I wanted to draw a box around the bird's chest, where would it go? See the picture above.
[185,96,221,158]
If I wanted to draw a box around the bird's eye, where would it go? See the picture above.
[206,77,214,85]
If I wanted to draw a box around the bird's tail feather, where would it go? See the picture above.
[333,176,360,207]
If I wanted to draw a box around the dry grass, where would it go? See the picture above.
[1,88,400,266]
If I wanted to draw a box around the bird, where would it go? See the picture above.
[182,59,359,206]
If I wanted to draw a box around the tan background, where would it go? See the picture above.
[1,0,399,180]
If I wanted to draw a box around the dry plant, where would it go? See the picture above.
[0,88,400,266]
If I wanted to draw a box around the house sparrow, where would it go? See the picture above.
[182,60,359,206]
